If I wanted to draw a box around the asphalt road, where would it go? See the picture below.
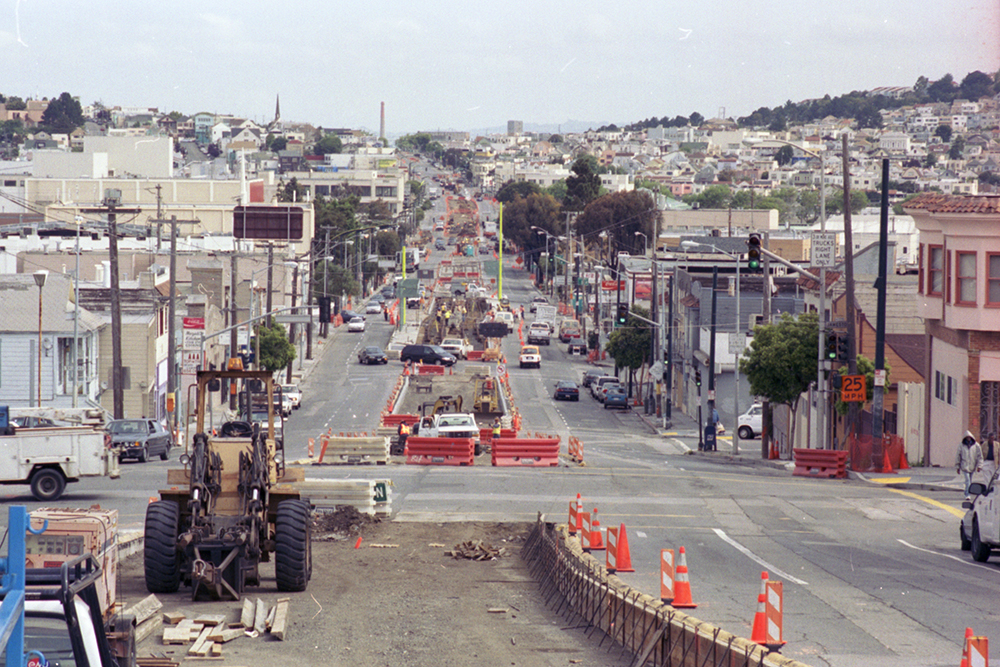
[2,179,997,665]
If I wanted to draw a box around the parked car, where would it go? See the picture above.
[961,479,1000,560]
[558,319,581,343]
[11,416,58,429]
[107,418,172,462]
[738,403,763,439]
[400,344,457,366]
[519,345,541,369]
[604,388,629,410]
[590,376,620,400]
[597,382,625,404]
[347,316,366,332]
[581,368,605,388]
[280,384,302,409]
[554,380,580,401]
[529,296,548,313]
[359,345,389,365]
[435,239,447,251]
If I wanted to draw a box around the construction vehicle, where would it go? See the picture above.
[144,368,311,601]
[1,505,132,667]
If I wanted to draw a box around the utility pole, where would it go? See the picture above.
[564,212,575,305]
[229,253,238,410]
[706,267,718,451]
[266,242,274,328]
[665,271,673,424]
[286,261,299,384]
[872,158,890,444]
[841,134,860,448]
[82,193,140,420]
[761,230,772,459]
[154,184,163,251]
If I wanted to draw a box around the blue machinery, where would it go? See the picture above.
[0,506,48,667]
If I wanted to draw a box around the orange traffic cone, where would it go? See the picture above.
[880,447,894,473]
[751,571,769,644]
[769,441,779,460]
[671,546,698,608]
[590,508,605,551]
[962,627,973,665]
[615,524,634,572]
[897,446,910,470]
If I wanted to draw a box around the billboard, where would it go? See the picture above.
[233,205,304,240]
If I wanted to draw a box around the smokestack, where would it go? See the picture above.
[380,102,385,141]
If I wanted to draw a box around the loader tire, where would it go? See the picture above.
[144,500,181,593]
[275,499,311,591]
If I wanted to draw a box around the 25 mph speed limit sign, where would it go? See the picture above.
[841,375,867,402]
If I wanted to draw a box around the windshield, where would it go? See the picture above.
[109,420,144,434]
[1,614,78,666]
[430,346,449,354]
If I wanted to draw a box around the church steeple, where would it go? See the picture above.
[274,94,280,123]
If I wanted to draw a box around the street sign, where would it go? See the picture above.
[874,369,886,387]
[841,374,867,402]
[728,333,747,355]
[811,232,837,268]
[650,361,663,377]
[275,314,313,324]
[181,351,202,374]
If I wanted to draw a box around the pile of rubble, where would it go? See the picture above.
[446,539,508,561]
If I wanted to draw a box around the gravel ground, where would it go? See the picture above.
[120,512,633,667]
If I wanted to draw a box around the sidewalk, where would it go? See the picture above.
[634,407,966,494]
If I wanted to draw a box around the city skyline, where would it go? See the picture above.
[2,0,998,134]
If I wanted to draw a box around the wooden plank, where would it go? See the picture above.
[207,626,244,643]
[162,626,197,645]
[210,643,222,657]
[270,600,289,641]
[126,594,163,625]
[240,599,254,628]
[134,616,161,645]
[188,626,214,656]
[265,604,276,630]
[193,614,227,627]
[253,599,268,635]
[162,611,186,625]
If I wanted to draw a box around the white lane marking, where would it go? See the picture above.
[897,539,1000,574]
[671,438,691,453]
[712,528,809,585]
[636,531,647,538]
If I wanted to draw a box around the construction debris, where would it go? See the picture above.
[446,540,508,561]
[313,505,380,539]
[152,597,292,657]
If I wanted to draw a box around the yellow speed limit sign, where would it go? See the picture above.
[841,374,867,402]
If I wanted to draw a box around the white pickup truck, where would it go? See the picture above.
[0,426,118,501]
[439,337,473,360]
[415,413,482,453]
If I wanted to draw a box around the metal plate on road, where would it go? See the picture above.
[811,232,837,268]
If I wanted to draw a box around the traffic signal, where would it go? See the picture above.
[825,332,838,361]
[616,304,628,326]
[747,233,762,271]
[695,369,702,387]
[837,334,850,362]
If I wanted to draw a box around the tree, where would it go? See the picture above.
[689,111,704,126]
[276,178,305,203]
[563,156,602,211]
[739,311,819,449]
[949,136,966,160]
[312,133,342,155]
[496,193,561,250]
[924,153,938,168]
[927,74,958,102]
[960,70,995,101]
[314,195,358,234]
[574,190,657,257]
[311,262,359,300]
[825,189,869,216]
[41,92,84,133]
[855,105,883,129]
[776,145,794,166]
[496,179,541,203]
[548,134,563,144]
[835,355,890,415]
[690,184,732,209]
[934,124,953,142]
[255,322,296,372]
[267,135,287,152]
[605,305,652,371]
[3,96,26,111]
[545,180,568,202]
[206,143,221,158]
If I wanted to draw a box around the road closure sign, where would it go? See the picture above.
[841,374,867,402]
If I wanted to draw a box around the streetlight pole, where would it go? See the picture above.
[635,230,647,257]
[33,271,47,408]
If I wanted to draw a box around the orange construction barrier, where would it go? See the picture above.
[793,448,848,479]
[965,633,988,667]
[615,524,634,572]
[671,546,698,608]
[751,572,785,650]
[308,437,315,458]
[568,493,582,535]
[580,511,592,553]
[404,436,475,466]
[660,549,675,604]
[606,527,619,573]
[317,434,330,463]
[491,436,559,466]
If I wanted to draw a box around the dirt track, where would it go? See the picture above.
[121,518,633,667]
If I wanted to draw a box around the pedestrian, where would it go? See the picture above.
[956,430,984,499]
[383,307,389,322]
[982,432,997,483]
[397,421,410,450]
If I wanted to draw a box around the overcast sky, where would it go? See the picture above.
[3,1,998,135]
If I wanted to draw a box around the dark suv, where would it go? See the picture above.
[400,344,457,366]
